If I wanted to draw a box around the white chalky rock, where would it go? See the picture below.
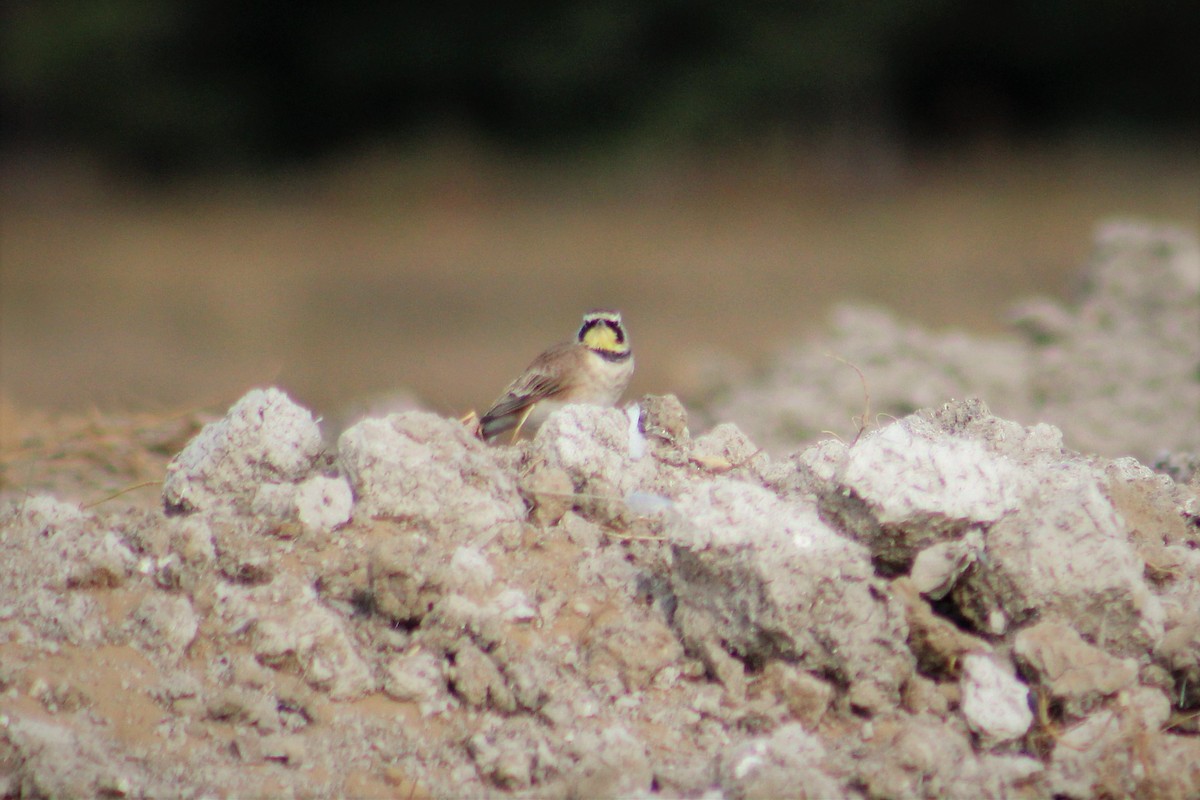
[249,474,353,533]
[808,400,1164,653]
[843,421,1026,526]
[3,715,144,798]
[567,724,654,799]
[0,495,115,646]
[960,653,1032,745]
[16,494,89,532]
[382,649,446,710]
[1044,686,1188,798]
[293,474,353,531]
[791,405,1042,568]
[532,405,657,496]
[492,588,538,623]
[668,479,913,713]
[14,496,135,590]
[337,412,524,540]
[910,531,984,600]
[718,724,839,799]
[982,458,1164,654]
[447,546,495,593]
[214,575,373,700]
[162,388,323,514]
[131,592,200,656]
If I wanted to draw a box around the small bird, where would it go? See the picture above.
[478,309,634,442]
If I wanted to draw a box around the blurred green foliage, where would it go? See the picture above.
[2,1,1197,175]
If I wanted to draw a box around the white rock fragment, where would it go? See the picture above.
[163,388,323,514]
[4,715,144,798]
[842,420,1025,528]
[293,475,353,531]
[214,575,373,700]
[853,711,1040,798]
[691,422,767,474]
[15,494,89,533]
[805,400,1165,656]
[532,405,655,496]
[166,516,216,565]
[718,724,839,799]
[794,437,852,485]
[447,546,495,593]
[1157,613,1200,709]
[582,613,684,692]
[910,531,983,600]
[130,593,199,656]
[960,653,1032,745]
[793,406,1043,568]
[1044,686,1187,799]
[625,403,646,460]
[491,588,537,623]
[668,480,912,712]
[623,491,675,516]
[59,531,136,590]
[466,718,562,790]
[982,459,1164,655]
[567,724,653,799]
[13,496,134,590]
[337,411,524,539]
[248,481,295,519]
[250,474,353,533]
[382,650,446,709]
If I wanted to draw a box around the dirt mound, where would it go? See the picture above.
[3,381,1199,797]
[694,220,1200,473]
[2,219,1198,797]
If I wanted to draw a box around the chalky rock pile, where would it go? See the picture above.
[4,385,1198,798]
[2,220,1198,797]
[699,220,1200,471]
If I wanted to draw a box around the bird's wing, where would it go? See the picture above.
[482,373,565,422]
[479,344,574,436]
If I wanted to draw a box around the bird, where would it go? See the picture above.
[477,309,634,442]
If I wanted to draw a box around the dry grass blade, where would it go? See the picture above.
[824,353,872,445]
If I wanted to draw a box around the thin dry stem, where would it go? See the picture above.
[824,353,871,445]
[82,480,163,509]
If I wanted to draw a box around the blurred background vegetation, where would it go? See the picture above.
[1,1,1197,423]
[3,1,1197,173]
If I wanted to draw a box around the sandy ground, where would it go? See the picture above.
[1,218,1198,798]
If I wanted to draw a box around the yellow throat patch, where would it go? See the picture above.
[581,322,623,353]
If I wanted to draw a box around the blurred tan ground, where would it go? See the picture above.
[2,141,1197,424]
